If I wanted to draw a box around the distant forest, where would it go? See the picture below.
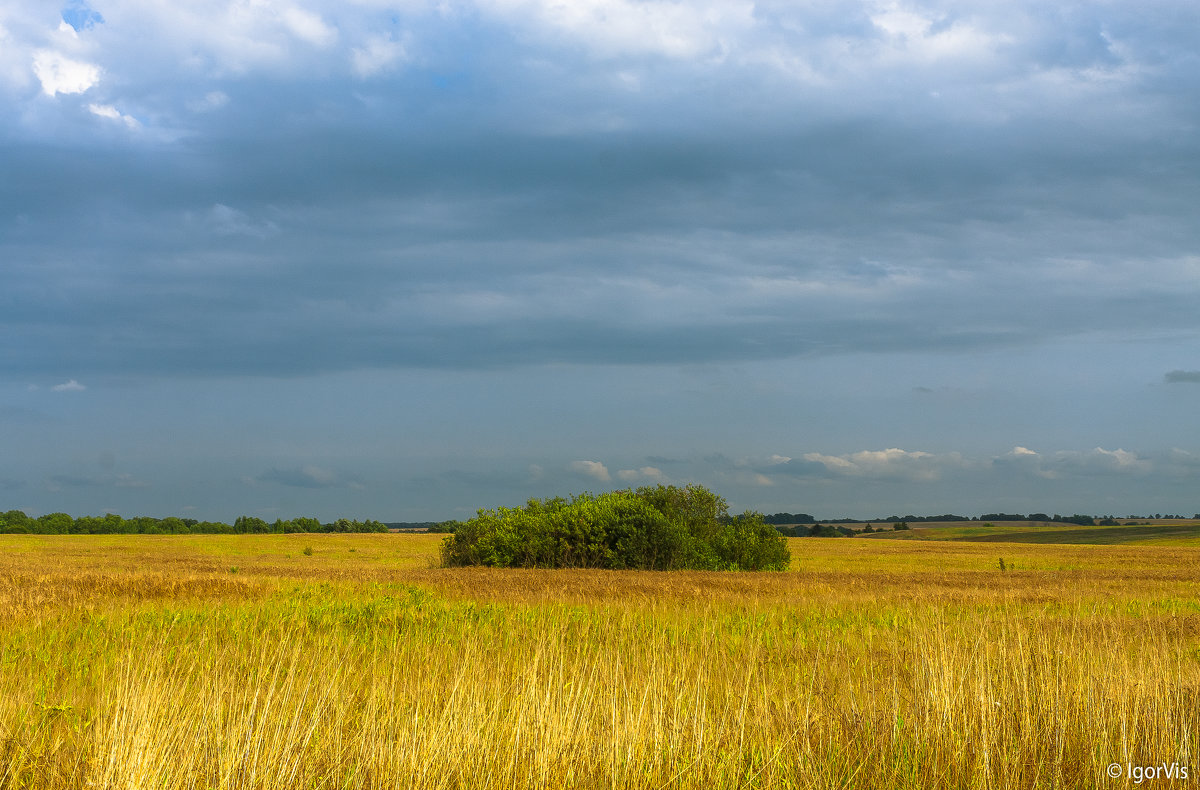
[0,511,387,535]
[1,509,1194,536]
[763,512,1197,525]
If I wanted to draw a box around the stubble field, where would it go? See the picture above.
[1,533,1197,789]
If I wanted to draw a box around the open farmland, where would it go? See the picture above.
[861,520,1200,546]
[1,534,1197,789]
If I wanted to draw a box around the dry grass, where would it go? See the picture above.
[0,535,1196,788]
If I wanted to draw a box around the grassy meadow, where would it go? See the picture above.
[1,533,1197,788]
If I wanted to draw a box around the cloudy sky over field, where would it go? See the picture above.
[2,0,1198,521]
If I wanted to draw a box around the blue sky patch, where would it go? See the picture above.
[61,0,103,32]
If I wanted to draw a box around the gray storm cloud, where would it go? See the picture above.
[1,0,1197,520]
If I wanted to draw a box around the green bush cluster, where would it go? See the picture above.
[440,484,790,571]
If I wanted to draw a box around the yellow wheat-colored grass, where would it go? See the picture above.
[0,535,1197,788]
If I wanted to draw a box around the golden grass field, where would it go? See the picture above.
[1,533,1197,789]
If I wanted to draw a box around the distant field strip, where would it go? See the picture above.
[954,523,1200,545]
[864,520,1200,546]
[0,535,1197,789]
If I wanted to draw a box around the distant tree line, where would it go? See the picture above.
[1123,513,1197,520]
[763,511,1200,537]
[1051,514,1096,526]
[0,510,387,535]
[879,514,971,523]
[760,512,1180,527]
[762,513,817,525]
[774,523,854,537]
[3,507,1189,539]
[765,513,978,524]
[776,521,911,538]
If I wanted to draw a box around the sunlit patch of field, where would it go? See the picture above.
[1,535,1197,788]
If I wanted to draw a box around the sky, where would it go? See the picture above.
[2,0,1199,522]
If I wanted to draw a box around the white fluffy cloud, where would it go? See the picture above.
[32,49,99,95]
[1055,447,1152,476]
[281,7,337,48]
[868,2,1010,65]
[479,0,755,60]
[1,0,1177,145]
[993,445,1054,477]
[88,102,138,128]
[994,446,1153,479]
[568,460,611,482]
[798,448,966,482]
[351,33,408,77]
[615,466,663,482]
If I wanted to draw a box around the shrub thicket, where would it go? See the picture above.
[440,484,790,571]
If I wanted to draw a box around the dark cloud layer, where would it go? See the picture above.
[2,0,1198,519]
[2,0,1198,380]
[255,466,350,489]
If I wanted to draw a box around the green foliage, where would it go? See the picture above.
[709,512,793,570]
[36,513,74,534]
[440,485,790,571]
[0,510,32,533]
[234,516,270,534]
[0,510,387,535]
[1053,514,1097,526]
[762,512,816,524]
